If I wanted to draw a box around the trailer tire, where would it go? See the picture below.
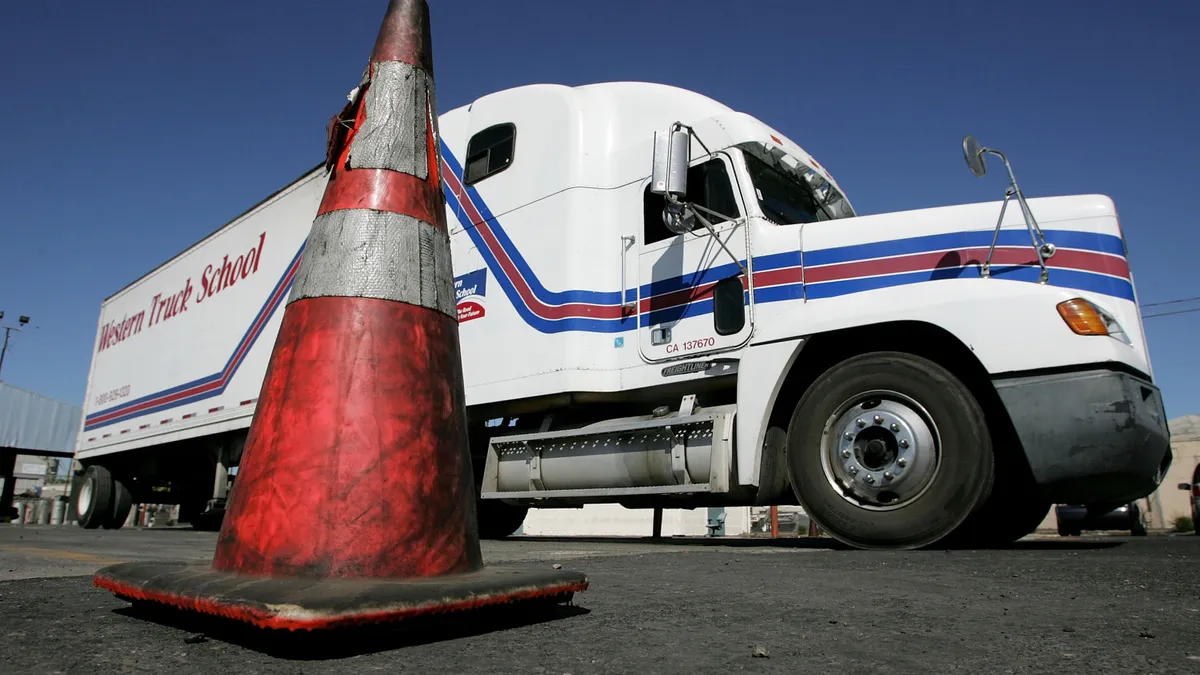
[75,465,115,529]
[477,500,528,539]
[786,351,994,550]
[189,510,224,532]
[103,478,133,530]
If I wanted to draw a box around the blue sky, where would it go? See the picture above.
[0,0,1196,418]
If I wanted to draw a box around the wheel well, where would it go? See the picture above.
[760,321,1028,500]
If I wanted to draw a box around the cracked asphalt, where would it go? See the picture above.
[2,526,1199,674]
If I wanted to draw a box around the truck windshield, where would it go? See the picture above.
[742,150,832,225]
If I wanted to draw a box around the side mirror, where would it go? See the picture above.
[1180,483,1193,491]
[662,201,694,235]
[651,128,690,197]
[962,135,986,177]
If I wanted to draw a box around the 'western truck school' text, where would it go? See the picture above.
[95,233,267,354]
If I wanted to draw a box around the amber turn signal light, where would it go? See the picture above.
[1057,298,1109,336]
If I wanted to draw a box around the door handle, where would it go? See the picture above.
[620,234,636,312]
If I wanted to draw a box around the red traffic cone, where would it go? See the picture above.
[93,0,587,632]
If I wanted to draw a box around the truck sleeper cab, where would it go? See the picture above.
[445,82,1170,549]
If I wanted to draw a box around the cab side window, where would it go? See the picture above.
[643,158,740,245]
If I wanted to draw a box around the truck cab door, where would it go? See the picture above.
[638,152,753,362]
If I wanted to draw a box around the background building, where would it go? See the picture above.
[1146,415,1200,530]
[0,382,80,521]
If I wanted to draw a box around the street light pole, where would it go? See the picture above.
[0,327,11,378]
[0,313,31,380]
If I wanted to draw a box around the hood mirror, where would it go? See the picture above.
[962,135,986,177]
[964,135,1056,282]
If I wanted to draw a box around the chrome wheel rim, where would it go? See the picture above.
[77,479,93,518]
[820,389,941,511]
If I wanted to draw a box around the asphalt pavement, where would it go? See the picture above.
[2,525,1199,674]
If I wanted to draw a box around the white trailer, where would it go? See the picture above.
[73,81,1171,549]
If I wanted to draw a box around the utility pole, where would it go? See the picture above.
[0,312,31,379]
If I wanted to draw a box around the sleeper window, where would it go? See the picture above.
[464,123,516,185]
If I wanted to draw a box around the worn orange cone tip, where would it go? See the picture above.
[92,0,587,632]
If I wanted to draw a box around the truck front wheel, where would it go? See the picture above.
[476,500,528,539]
[75,465,132,530]
[786,352,994,549]
[941,451,1051,548]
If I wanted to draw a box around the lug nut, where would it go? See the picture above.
[849,466,859,475]
[842,449,852,458]
[890,423,900,432]
[855,418,866,428]
[865,475,876,484]
[843,432,854,440]
[899,439,910,449]
[884,471,894,480]
[897,457,908,467]
[873,415,884,425]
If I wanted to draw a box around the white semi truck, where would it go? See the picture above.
[72,81,1171,549]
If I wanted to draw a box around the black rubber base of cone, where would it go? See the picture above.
[94,561,588,632]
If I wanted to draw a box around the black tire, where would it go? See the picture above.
[477,500,528,539]
[786,351,994,550]
[942,451,1051,548]
[103,477,133,530]
[1130,504,1147,536]
[75,465,115,529]
[945,492,1050,548]
[190,510,224,532]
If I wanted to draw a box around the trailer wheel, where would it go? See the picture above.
[786,352,994,550]
[103,478,133,530]
[477,500,528,539]
[189,509,224,532]
[76,465,115,529]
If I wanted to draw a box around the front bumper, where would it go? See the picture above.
[994,368,1172,506]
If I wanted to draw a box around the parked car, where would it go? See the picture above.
[1056,502,1147,537]
[1180,466,1200,534]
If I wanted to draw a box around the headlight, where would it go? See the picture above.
[1056,298,1133,345]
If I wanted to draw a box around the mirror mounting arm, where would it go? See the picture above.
[669,121,715,160]
[967,139,1056,283]
[670,194,749,278]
